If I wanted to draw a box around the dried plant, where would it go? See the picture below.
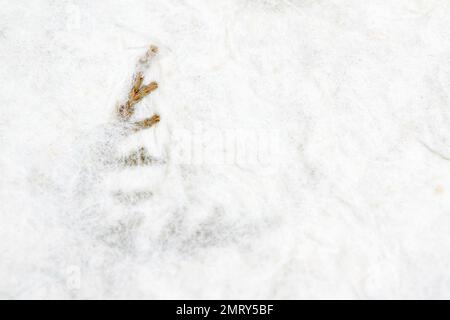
[117,45,160,130]
[114,45,162,168]
[139,44,158,64]
[133,114,160,131]
[121,146,155,167]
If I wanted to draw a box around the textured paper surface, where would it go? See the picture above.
[1,0,450,299]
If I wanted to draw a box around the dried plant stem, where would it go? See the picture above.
[133,114,160,131]
[116,45,161,168]
[117,45,160,125]
[122,147,155,166]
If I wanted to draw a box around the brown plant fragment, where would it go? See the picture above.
[117,101,135,120]
[130,72,144,100]
[139,44,159,64]
[117,80,158,121]
[122,147,155,166]
[139,81,158,96]
[117,45,160,121]
[132,81,158,105]
[133,114,160,131]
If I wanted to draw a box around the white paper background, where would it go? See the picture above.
[1,0,450,299]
